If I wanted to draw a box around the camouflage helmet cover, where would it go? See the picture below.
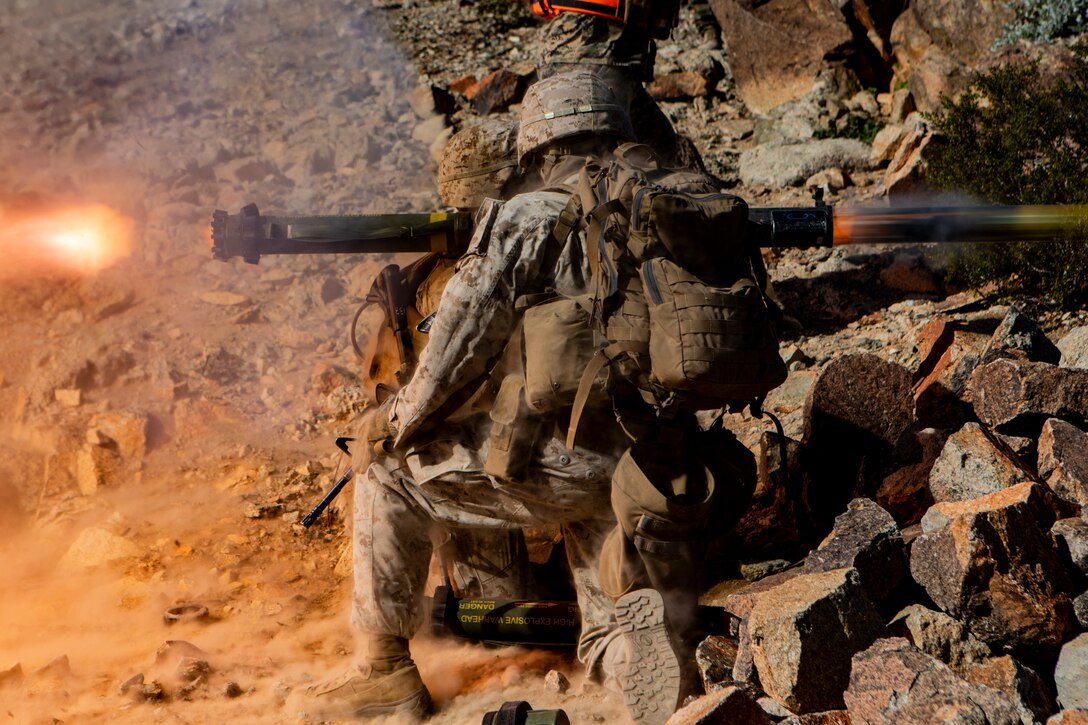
[438,117,521,210]
[517,70,635,166]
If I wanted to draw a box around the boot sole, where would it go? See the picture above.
[615,589,681,725]
[350,687,432,719]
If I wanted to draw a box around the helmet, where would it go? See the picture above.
[438,118,521,210]
[517,70,635,166]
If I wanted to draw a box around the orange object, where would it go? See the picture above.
[530,0,626,24]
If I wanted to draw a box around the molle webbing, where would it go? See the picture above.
[551,154,787,447]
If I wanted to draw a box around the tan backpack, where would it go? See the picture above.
[520,146,787,444]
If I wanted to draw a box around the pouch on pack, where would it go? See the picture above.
[579,148,786,414]
[484,374,544,481]
[521,294,596,412]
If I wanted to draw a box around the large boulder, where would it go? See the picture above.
[59,527,140,570]
[844,637,1020,724]
[910,483,1075,656]
[707,0,854,115]
[906,44,966,115]
[908,0,1015,67]
[927,422,1035,503]
[716,568,805,686]
[800,498,905,602]
[747,568,885,713]
[1056,634,1088,710]
[802,354,915,528]
[738,139,872,188]
[969,358,1088,436]
[1039,419,1088,507]
[888,0,1013,112]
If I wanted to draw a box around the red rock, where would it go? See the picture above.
[966,656,1056,725]
[666,685,772,724]
[1038,418,1088,507]
[845,638,1019,724]
[910,483,1075,656]
[912,316,989,428]
[448,74,478,95]
[471,69,523,115]
[648,72,710,100]
[707,0,853,115]
[969,358,1088,436]
[747,568,885,713]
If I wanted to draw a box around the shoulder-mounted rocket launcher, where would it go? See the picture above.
[210,202,474,264]
[210,194,1086,264]
[210,195,1084,400]
[210,195,1084,388]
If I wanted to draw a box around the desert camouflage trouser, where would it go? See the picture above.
[599,421,754,652]
[351,411,623,678]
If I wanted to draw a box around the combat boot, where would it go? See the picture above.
[614,588,683,725]
[299,636,432,721]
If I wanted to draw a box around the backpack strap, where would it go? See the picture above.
[550,194,582,247]
[567,348,612,449]
[576,164,606,284]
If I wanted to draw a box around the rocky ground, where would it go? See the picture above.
[1,0,1087,723]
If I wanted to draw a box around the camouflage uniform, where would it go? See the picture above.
[353,174,630,678]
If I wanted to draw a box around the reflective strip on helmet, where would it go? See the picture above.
[521,103,626,127]
[531,0,626,23]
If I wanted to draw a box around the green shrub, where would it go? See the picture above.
[997,0,1088,46]
[814,114,884,145]
[925,41,1088,309]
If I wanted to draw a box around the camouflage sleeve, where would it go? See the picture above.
[389,193,567,446]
